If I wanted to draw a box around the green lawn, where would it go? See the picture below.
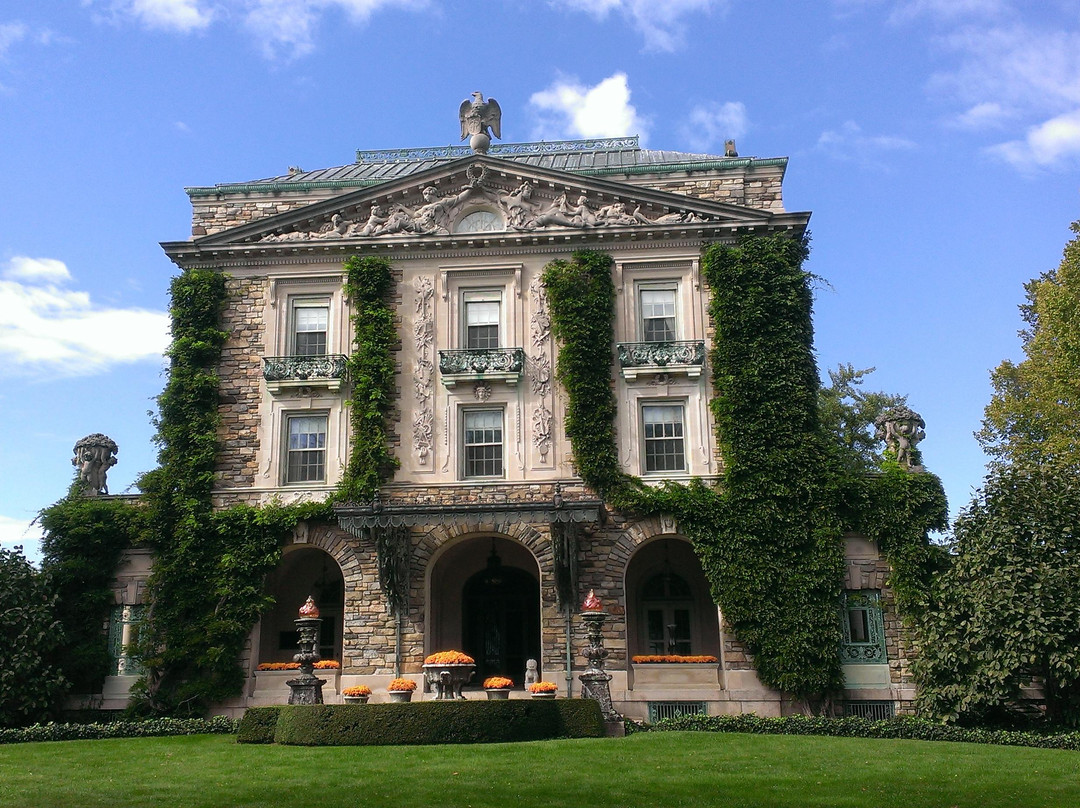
[0,731,1077,808]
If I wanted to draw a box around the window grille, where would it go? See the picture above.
[844,700,895,720]
[839,590,887,664]
[647,701,707,723]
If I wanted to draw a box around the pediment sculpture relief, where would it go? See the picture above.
[256,165,714,244]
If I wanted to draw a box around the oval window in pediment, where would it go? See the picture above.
[455,209,505,234]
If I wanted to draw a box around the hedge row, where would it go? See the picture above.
[238,700,605,746]
[0,715,238,745]
[648,714,1080,751]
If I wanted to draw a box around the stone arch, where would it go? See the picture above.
[621,527,720,660]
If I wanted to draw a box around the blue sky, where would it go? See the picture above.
[2,0,1079,562]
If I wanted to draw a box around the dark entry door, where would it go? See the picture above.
[462,565,541,683]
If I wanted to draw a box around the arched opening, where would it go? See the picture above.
[625,537,720,659]
[429,535,541,683]
[258,546,344,664]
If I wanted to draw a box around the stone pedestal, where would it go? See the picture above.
[579,610,621,724]
[287,615,326,705]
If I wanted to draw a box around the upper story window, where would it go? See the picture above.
[642,403,686,474]
[463,290,501,349]
[463,408,503,478]
[291,298,330,356]
[639,285,677,342]
[286,414,327,484]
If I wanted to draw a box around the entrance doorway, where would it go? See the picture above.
[462,546,541,681]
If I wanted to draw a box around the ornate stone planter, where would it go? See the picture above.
[485,688,511,700]
[422,663,475,700]
[388,690,413,703]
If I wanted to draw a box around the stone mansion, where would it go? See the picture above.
[103,118,907,721]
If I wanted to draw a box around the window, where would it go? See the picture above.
[642,404,685,473]
[463,290,501,349]
[291,298,329,356]
[463,409,503,478]
[639,285,677,342]
[286,414,327,483]
[108,605,144,676]
[642,572,694,655]
[839,590,887,664]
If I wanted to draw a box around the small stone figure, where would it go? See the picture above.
[71,433,118,496]
[875,405,926,471]
[524,658,539,688]
[459,92,502,154]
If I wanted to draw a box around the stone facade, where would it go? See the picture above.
[99,137,919,719]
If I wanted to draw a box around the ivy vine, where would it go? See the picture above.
[336,255,399,502]
[542,240,945,706]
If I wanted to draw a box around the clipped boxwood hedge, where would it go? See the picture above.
[648,714,1080,751]
[0,716,237,745]
[265,699,604,746]
[235,706,282,744]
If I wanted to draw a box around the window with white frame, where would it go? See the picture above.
[290,298,330,356]
[462,290,501,349]
[285,414,328,484]
[642,403,686,473]
[462,409,503,478]
[639,285,678,343]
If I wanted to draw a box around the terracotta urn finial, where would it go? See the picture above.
[299,595,320,618]
[582,589,603,611]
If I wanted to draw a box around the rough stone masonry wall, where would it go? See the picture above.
[636,171,785,212]
[215,276,266,490]
[191,198,316,236]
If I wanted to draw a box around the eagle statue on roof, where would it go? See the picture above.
[459,92,502,154]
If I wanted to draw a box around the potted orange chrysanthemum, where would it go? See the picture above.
[342,685,371,704]
[528,681,558,699]
[387,678,417,703]
[483,676,514,700]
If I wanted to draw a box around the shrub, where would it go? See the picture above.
[0,716,236,745]
[529,682,558,694]
[272,700,604,746]
[235,707,282,744]
[648,713,1080,751]
[483,677,514,689]
[388,678,417,692]
[342,685,372,697]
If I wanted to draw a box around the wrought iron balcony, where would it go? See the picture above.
[438,348,525,387]
[263,354,348,394]
[617,340,706,380]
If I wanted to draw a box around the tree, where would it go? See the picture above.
[978,221,1080,467]
[0,547,67,727]
[915,460,1080,726]
[818,363,906,472]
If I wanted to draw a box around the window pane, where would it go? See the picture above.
[848,608,870,643]
[464,410,503,477]
[643,404,685,473]
[465,299,500,349]
[641,289,676,342]
[287,416,327,483]
[293,304,328,356]
[647,609,665,655]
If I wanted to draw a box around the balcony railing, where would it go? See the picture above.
[263,354,348,393]
[438,348,525,387]
[617,340,706,380]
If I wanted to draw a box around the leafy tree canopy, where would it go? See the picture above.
[819,363,906,473]
[915,459,1080,726]
[978,220,1080,467]
[0,547,67,727]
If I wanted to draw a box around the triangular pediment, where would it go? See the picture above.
[184,155,808,251]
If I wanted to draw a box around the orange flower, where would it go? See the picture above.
[483,676,514,689]
[255,660,342,671]
[528,681,558,694]
[388,678,417,692]
[423,650,476,665]
[631,655,718,664]
[314,660,341,669]
[342,685,371,696]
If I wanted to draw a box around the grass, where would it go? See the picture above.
[0,731,1078,808]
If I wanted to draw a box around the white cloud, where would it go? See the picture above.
[888,0,1009,22]
[0,515,44,566]
[0,256,170,377]
[679,101,747,153]
[986,109,1080,170]
[0,21,27,58]
[529,72,647,141]
[552,0,720,52]
[111,0,214,32]
[952,101,1007,129]
[816,120,916,167]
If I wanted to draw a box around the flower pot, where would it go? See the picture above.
[485,688,511,700]
[388,690,413,703]
[342,695,369,704]
[530,692,556,699]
